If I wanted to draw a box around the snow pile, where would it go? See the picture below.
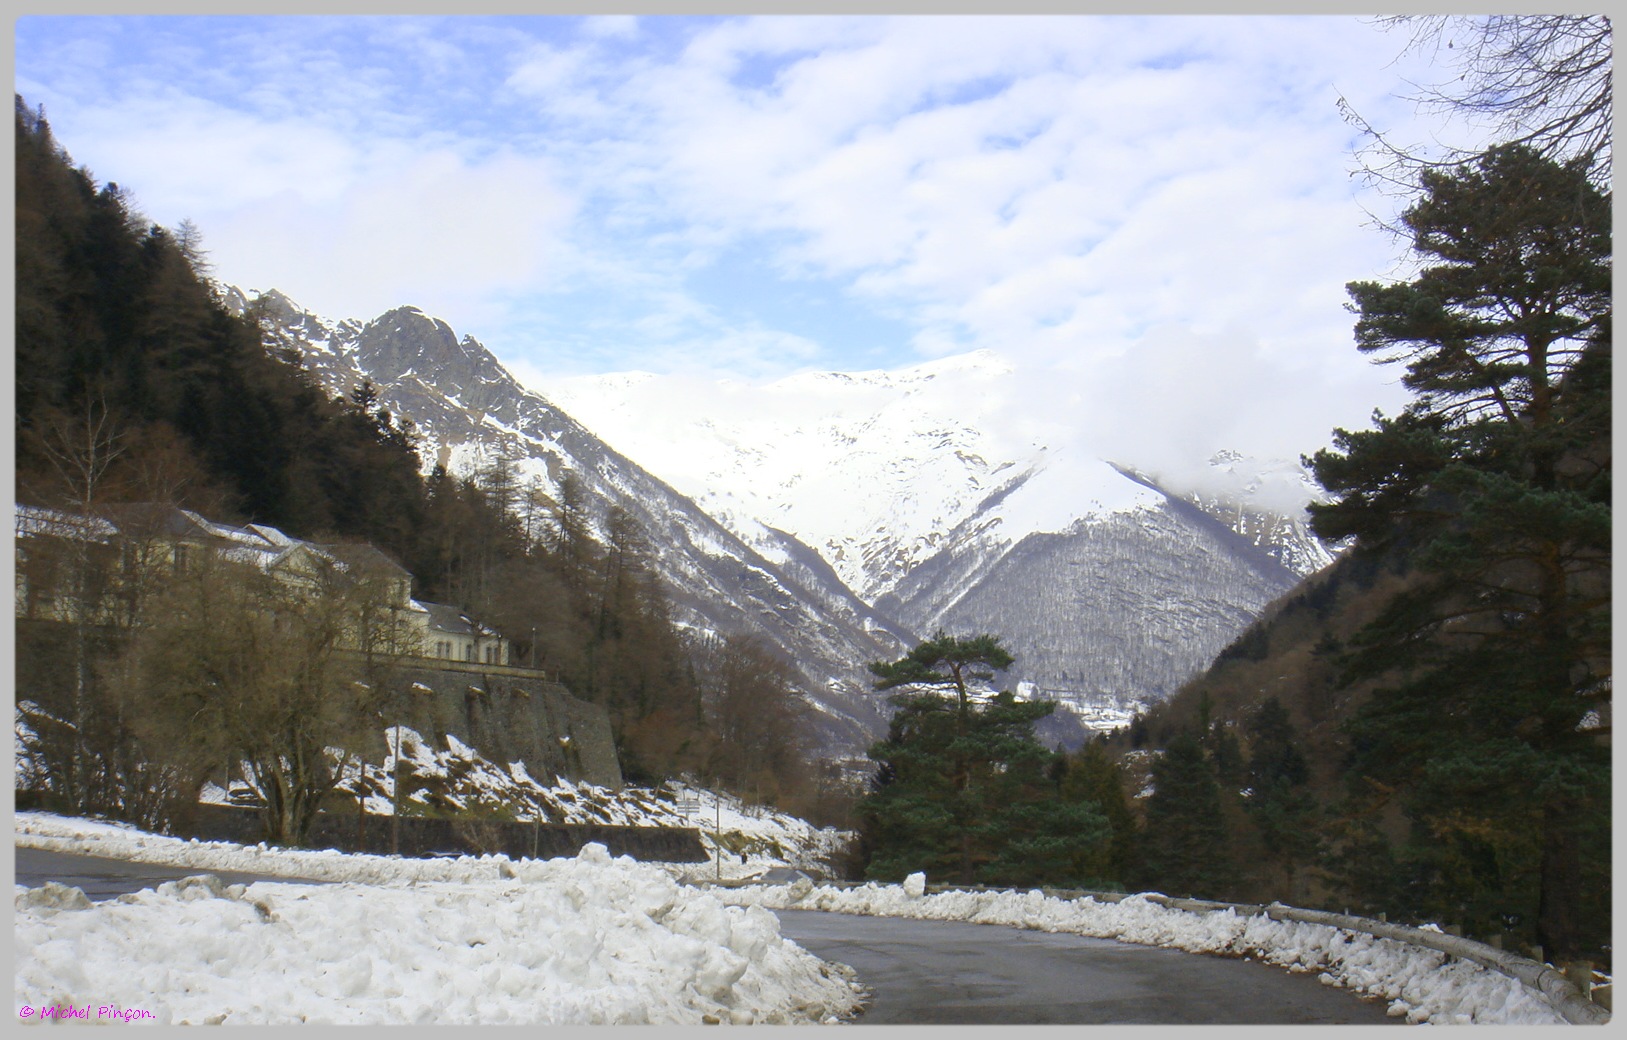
[720,883,1571,1025]
[17,812,549,886]
[15,830,864,1025]
[20,812,1582,1025]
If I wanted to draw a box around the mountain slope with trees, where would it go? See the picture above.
[13,96,838,825]
[229,287,914,763]
[1109,143,1610,973]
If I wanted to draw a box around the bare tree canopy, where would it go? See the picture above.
[1346,15,1612,192]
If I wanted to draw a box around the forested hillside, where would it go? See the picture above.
[15,101,426,550]
[12,97,826,810]
[1105,144,1611,970]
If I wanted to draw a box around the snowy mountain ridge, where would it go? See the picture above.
[234,286,1335,753]
[537,349,1334,730]
[539,354,1331,603]
[229,287,913,763]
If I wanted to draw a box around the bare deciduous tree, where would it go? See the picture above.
[123,546,418,844]
[23,397,128,810]
[697,633,812,805]
[1344,14,1612,197]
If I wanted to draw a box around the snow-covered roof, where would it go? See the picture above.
[15,503,118,543]
[321,542,411,579]
[247,523,293,548]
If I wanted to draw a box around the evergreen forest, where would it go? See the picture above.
[1095,144,1611,970]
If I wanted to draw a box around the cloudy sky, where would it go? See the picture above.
[14,13,1493,489]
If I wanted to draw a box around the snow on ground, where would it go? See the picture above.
[197,726,852,880]
[14,814,863,1025]
[15,813,1588,1026]
[659,781,854,882]
[720,878,1576,1026]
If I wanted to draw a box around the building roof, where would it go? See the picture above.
[99,503,221,543]
[18,501,500,641]
[412,600,497,638]
[319,542,412,580]
[15,503,118,543]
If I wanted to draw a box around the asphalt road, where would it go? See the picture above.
[772,907,1401,1025]
[14,846,330,900]
[17,848,1398,1025]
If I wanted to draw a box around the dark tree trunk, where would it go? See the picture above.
[1536,797,1584,965]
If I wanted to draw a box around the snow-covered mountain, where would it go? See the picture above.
[228,288,912,763]
[542,355,1334,742]
[235,289,1334,754]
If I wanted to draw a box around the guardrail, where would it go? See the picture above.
[719,878,1609,1025]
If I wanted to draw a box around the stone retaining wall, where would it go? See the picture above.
[377,658,622,789]
[183,803,708,864]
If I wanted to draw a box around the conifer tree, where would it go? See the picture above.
[1241,698,1320,903]
[860,635,1104,885]
[1059,739,1140,887]
[1308,144,1610,964]
[1141,730,1235,898]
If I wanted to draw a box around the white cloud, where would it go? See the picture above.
[16,13,1486,440]
[505,42,595,100]
[988,321,1413,513]
[55,95,361,214]
[539,15,1423,381]
[581,15,639,40]
[209,144,574,325]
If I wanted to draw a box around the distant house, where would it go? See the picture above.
[412,600,510,666]
[14,505,120,623]
[14,503,510,667]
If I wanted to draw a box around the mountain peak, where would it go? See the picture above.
[249,292,1336,755]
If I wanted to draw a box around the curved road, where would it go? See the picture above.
[773,908,1397,1024]
[17,849,1396,1025]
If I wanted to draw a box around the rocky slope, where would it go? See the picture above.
[229,288,912,763]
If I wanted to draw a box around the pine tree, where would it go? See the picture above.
[1141,730,1235,898]
[868,630,1015,720]
[1241,698,1320,904]
[861,688,1101,886]
[1059,739,1140,888]
[860,635,1105,885]
[1308,144,1610,964]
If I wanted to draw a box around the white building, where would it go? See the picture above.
[15,503,511,667]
